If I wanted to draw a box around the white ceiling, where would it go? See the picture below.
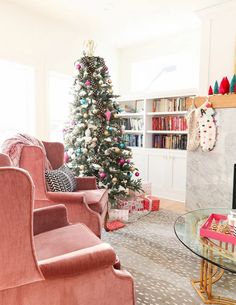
[5,0,232,47]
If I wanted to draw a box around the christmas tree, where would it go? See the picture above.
[64,42,142,205]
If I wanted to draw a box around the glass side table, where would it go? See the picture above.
[174,208,236,305]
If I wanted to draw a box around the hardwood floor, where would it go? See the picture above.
[159,198,186,214]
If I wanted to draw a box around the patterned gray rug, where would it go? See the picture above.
[102,210,236,305]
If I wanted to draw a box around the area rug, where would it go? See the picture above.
[102,210,236,305]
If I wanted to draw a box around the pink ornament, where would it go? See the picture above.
[105,110,112,121]
[114,137,118,142]
[118,159,125,166]
[99,172,106,179]
[135,172,140,177]
[85,80,91,86]
[75,63,81,70]
[64,152,69,163]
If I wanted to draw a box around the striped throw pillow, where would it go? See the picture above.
[45,165,77,192]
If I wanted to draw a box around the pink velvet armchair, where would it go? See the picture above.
[19,141,108,237]
[0,167,135,305]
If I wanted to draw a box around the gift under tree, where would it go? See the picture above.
[64,41,142,205]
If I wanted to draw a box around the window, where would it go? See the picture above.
[0,60,35,145]
[48,72,73,142]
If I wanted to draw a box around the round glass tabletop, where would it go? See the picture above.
[174,208,236,274]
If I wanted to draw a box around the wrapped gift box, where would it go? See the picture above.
[117,197,144,212]
[143,196,160,211]
[109,209,129,221]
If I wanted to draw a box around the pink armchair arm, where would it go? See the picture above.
[46,192,84,203]
[0,153,12,166]
[39,243,116,278]
[76,177,97,190]
[33,205,70,235]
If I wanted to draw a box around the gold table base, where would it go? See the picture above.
[192,259,236,305]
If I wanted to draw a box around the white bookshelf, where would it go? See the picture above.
[118,93,193,150]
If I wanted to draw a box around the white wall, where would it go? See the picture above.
[118,29,201,96]
[0,1,119,140]
[198,1,236,94]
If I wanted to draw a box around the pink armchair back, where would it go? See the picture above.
[19,141,108,237]
[0,167,43,290]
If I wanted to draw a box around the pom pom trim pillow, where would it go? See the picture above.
[45,165,77,192]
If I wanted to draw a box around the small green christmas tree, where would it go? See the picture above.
[64,42,142,205]
[213,80,219,94]
[230,75,236,93]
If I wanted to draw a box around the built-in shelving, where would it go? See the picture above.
[118,93,193,150]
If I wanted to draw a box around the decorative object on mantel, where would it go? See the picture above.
[208,85,213,95]
[219,76,230,94]
[230,74,236,93]
[198,99,217,152]
[208,75,236,96]
[213,80,219,94]
[186,101,200,151]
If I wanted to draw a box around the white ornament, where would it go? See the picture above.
[90,142,97,148]
[82,148,88,153]
[92,137,98,142]
[92,164,101,170]
[83,113,88,118]
[93,109,98,114]
[67,148,74,156]
[79,165,85,170]
[85,128,91,137]
[79,90,86,97]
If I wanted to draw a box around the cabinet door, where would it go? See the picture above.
[148,152,171,197]
[171,154,187,201]
[131,149,148,181]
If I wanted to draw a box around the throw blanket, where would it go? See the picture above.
[1,133,52,169]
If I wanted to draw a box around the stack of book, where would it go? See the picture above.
[152,97,187,112]
[122,134,143,147]
[152,116,187,131]
[152,134,187,150]
[120,118,143,131]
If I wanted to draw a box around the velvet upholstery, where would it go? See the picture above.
[0,153,11,166]
[18,141,108,237]
[0,167,135,305]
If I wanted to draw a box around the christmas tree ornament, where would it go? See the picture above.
[127,172,132,177]
[99,172,106,179]
[75,63,81,70]
[213,81,219,94]
[82,148,88,153]
[135,172,140,177]
[198,99,217,152]
[104,130,109,136]
[119,143,125,149]
[114,147,120,153]
[85,80,91,86]
[108,127,113,132]
[118,159,125,166]
[80,98,87,105]
[105,110,112,121]
[208,85,213,95]
[79,165,85,170]
[83,113,88,118]
[230,75,236,93]
[112,177,118,183]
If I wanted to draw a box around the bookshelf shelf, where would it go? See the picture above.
[147,111,187,116]
[123,130,143,134]
[147,130,188,134]
[117,112,144,117]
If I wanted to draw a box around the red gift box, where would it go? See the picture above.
[143,196,160,211]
